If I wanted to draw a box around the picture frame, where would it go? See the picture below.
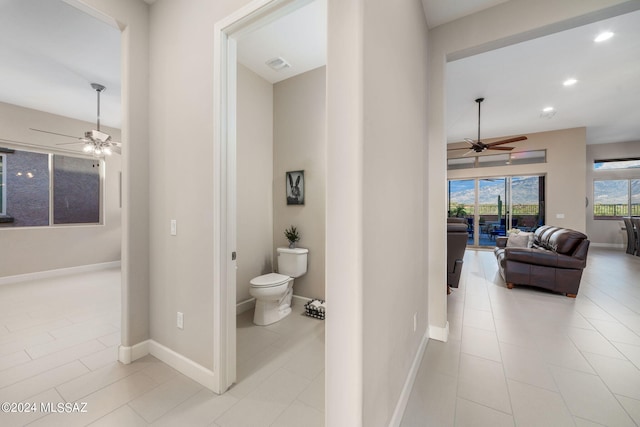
[286,170,304,205]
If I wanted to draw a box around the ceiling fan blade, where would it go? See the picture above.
[111,146,121,155]
[448,147,470,151]
[463,138,476,147]
[462,150,476,157]
[111,141,122,147]
[485,136,527,147]
[30,128,82,140]
[487,146,514,151]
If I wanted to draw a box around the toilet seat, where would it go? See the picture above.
[250,273,290,288]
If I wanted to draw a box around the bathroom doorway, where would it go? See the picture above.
[214,0,327,395]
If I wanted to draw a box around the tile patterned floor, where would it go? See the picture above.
[0,268,324,426]
[4,247,639,426]
[401,247,640,427]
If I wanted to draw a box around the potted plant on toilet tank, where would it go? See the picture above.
[284,226,300,249]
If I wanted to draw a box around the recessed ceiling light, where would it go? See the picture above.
[563,78,578,87]
[540,107,556,119]
[594,31,614,42]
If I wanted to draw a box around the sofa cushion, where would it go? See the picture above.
[507,232,533,248]
[549,229,588,255]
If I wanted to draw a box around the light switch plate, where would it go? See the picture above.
[170,219,177,235]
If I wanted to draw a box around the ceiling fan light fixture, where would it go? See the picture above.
[563,78,578,87]
[594,31,614,42]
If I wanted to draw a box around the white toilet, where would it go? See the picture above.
[249,247,308,326]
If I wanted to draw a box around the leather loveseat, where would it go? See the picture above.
[448,218,468,292]
[494,225,590,298]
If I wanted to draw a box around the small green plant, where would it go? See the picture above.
[452,204,467,218]
[284,225,300,246]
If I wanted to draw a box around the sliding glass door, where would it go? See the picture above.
[449,175,545,247]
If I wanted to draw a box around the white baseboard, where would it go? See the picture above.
[388,333,430,427]
[118,340,150,364]
[119,339,217,391]
[292,294,313,305]
[148,340,216,390]
[0,261,121,286]
[236,294,313,315]
[236,298,256,314]
[428,321,449,342]
[591,243,625,249]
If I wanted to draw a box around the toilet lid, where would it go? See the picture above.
[250,273,290,287]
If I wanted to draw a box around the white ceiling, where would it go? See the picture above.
[236,0,327,84]
[446,8,640,146]
[1,0,638,148]
[0,0,121,128]
[421,0,509,29]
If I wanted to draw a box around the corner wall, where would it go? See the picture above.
[78,0,151,350]
[236,64,274,303]
[273,66,326,300]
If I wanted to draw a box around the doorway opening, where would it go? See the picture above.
[213,0,327,395]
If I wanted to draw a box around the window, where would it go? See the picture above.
[0,148,102,228]
[594,158,640,171]
[593,179,640,219]
[53,155,100,224]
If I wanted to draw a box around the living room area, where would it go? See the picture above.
[403,246,640,426]
[418,6,640,425]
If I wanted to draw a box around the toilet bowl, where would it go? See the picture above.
[249,273,294,326]
[249,247,308,326]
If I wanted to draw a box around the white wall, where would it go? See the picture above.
[0,102,121,277]
[325,0,429,425]
[361,1,429,424]
[236,64,274,303]
[273,66,326,300]
[586,140,640,245]
[448,127,588,233]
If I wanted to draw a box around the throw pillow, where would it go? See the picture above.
[507,232,531,248]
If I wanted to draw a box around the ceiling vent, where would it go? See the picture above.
[266,57,291,71]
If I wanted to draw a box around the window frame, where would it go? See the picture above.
[0,147,104,228]
[593,178,640,220]
[0,153,6,216]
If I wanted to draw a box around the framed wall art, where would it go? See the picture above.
[286,170,304,205]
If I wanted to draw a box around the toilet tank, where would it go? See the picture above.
[277,247,308,278]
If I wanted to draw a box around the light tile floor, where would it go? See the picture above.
[0,268,324,426]
[401,247,640,427]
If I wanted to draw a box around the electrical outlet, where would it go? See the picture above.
[413,313,417,332]
[177,311,184,329]
[170,220,177,236]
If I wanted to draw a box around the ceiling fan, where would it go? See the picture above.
[448,97,527,156]
[30,83,121,156]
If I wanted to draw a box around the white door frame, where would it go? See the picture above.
[212,0,314,394]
